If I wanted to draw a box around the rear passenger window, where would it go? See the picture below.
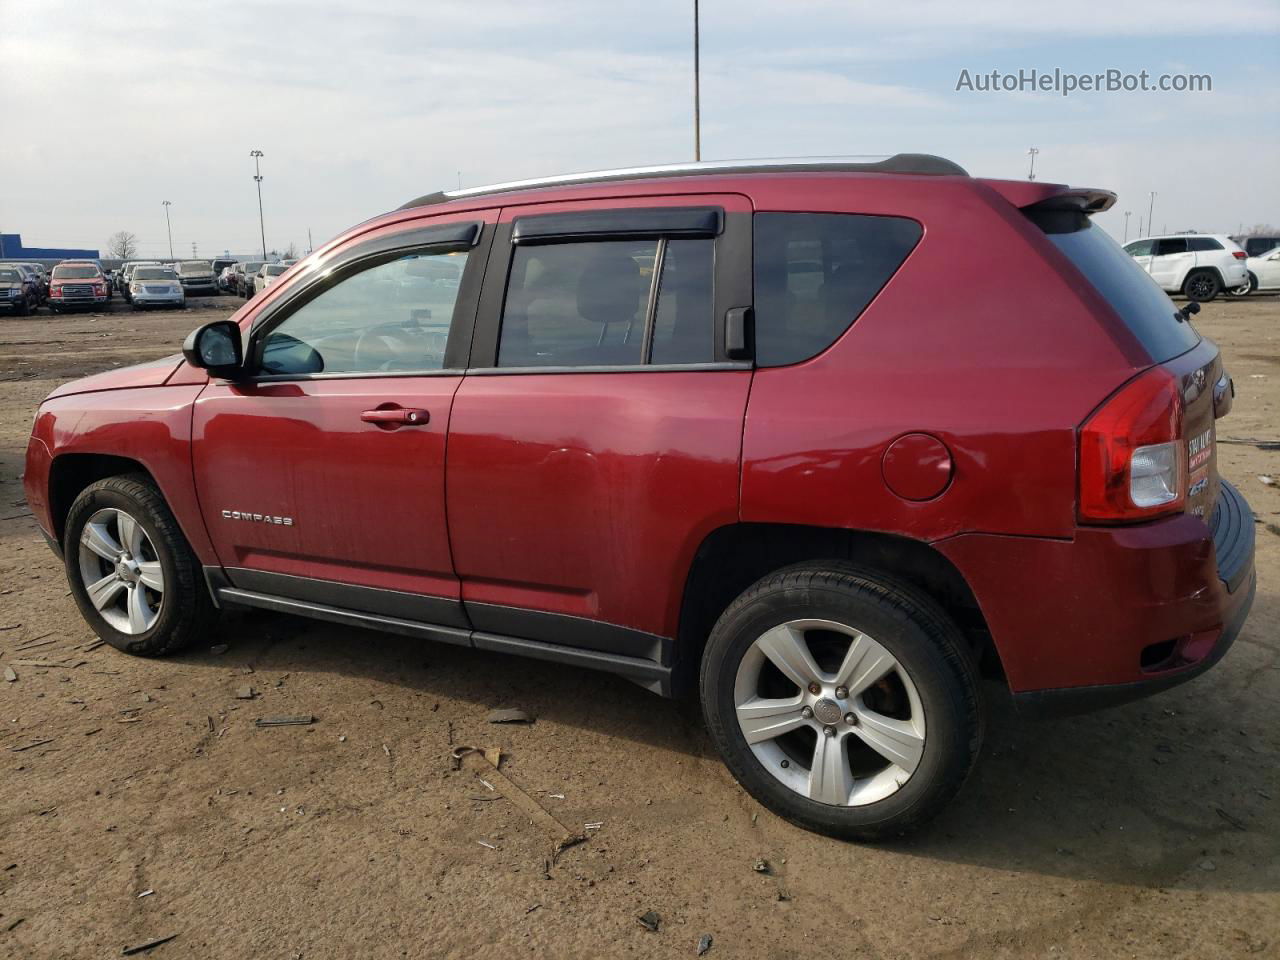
[753,213,921,367]
[1154,238,1188,256]
[498,238,714,367]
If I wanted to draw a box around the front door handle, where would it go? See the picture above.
[361,407,430,427]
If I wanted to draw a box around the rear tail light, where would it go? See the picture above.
[1232,251,1247,260]
[1078,366,1185,523]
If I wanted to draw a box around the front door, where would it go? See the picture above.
[445,195,754,676]
[192,213,494,626]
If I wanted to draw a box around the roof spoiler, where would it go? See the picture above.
[979,179,1116,215]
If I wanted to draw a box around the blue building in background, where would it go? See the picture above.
[0,233,100,260]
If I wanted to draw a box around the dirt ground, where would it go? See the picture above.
[0,294,1276,960]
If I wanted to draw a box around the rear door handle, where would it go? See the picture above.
[361,407,430,426]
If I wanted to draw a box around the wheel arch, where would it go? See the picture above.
[48,453,159,546]
[673,522,1001,696]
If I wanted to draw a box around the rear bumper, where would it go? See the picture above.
[937,479,1257,715]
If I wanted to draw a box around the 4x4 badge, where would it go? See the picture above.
[221,509,294,526]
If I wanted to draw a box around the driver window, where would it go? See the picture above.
[259,249,469,375]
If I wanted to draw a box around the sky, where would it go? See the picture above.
[1,0,1277,258]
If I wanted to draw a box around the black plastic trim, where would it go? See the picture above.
[511,207,722,244]
[465,601,669,664]
[473,633,670,695]
[224,567,470,629]
[217,588,473,647]
[1210,478,1253,594]
[199,567,673,695]
[1013,570,1255,718]
[463,361,750,376]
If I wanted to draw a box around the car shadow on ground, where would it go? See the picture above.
[163,596,1279,894]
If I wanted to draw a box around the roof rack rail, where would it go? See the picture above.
[398,153,967,210]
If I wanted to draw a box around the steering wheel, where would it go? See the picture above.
[352,318,425,371]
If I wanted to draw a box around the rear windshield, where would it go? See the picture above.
[264,264,287,276]
[52,265,101,279]
[178,261,212,274]
[1033,211,1200,361]
[134,267,177,280]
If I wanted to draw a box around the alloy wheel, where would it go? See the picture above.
[734,618,926,807]
[77,508,165,635]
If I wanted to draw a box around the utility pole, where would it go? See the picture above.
[161,201,174,260]
[1146,191,1156,238]
[1027,146,1039,181]
[693,0,701,161]
[1138,216,1144,238]
[307,227,313,254]
[250,149,267,259]
[1123,210,1132,242]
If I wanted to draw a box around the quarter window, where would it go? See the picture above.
[259,250,468,376]
[1186,237,1223,252]
[498,238,715,367]
[753,212,922,367]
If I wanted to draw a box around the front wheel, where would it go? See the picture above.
[700,563,982,840]
[64,475,215,656]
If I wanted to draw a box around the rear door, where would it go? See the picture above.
[191,212,494,629]
[1149,237,1191,290]
[445,195,753,675]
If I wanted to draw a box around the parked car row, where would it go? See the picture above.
[1121,232,1280,301]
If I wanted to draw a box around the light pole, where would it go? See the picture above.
[693,0,701,161]
[1123,211,1131,242]
[1146,191,1156,238]
[161,201,174,260]
[250,149,267,259]
[1026,147,1039,181]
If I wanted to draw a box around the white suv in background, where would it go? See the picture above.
[1122,233,1249,302]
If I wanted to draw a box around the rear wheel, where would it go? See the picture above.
[64,475,215,656]
[1183,269,1221,302]
[700,562,982,840]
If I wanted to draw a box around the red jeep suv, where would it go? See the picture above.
[23,156,1256,839]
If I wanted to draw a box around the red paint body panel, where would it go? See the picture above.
[740,177,1143,542]
[446,370,751,637]
[935,514,1245,692]
[26,386,215,561]
[46,354,184,400]
[191,377,463,599]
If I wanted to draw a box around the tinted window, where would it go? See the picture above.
[753,213,921,367]
[1187,237,1223,252]
[1245,237,1280,257]
[1044,218,1199,362]
[650,239,714,365]
[499,240,654,367]
[259,250,468,376]
[1154,238,1188,256]
[1124,239,1155,257]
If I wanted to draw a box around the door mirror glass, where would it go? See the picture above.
[183,320,243,376]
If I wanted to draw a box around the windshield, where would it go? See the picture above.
[0,270,21,283]
[178,261,212,275]
[134,268,178,281]
[52,265,101,279]
[264,264,287,276]
[244,261,266,273]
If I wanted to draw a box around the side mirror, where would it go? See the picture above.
[182,320,244,378]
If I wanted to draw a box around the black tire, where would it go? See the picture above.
[1183,269,1220,303]
[63,474,215,656]
[700,562,982,841]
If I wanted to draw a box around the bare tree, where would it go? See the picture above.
[283,241,299,260]
[107,230,138,260]
[1245,223,1278,237]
